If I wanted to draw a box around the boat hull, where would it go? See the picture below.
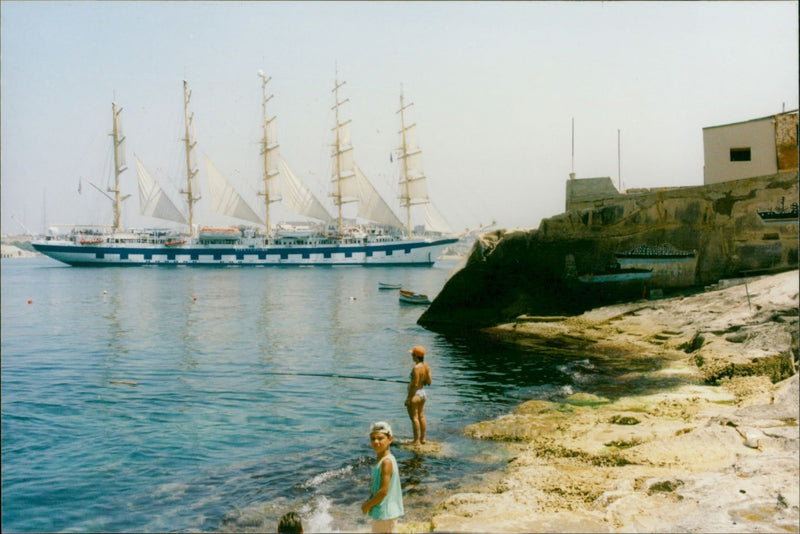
[399,289,431,304]
[32,237,458,267]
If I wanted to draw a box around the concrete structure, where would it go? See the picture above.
[1,244,38,258]
[565,177,620,211]
[565,110,798,211]
[703,110,798,185]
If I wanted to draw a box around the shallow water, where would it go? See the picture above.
[2,257,662,532]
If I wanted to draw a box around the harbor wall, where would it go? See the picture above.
[420,171,798,329]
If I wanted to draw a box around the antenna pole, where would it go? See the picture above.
[568,118,576,180]
[617,129,621,191]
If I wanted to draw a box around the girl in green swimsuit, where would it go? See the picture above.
[362,421,404,533]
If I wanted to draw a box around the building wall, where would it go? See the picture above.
[703,117,778,185]
[776,111,799,170]
[542,171,799,286]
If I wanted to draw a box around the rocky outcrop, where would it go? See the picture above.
[427,270,799,533]
[484,270,799,384]
[420,172,798,329]
[431,375,799,533]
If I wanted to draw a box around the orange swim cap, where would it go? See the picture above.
[410,345,426,358]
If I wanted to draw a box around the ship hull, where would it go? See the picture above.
[32,237,458,267]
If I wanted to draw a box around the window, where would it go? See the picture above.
[730,147,751,162]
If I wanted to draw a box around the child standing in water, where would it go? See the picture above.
[405,345,432,446]
[361,421,404,533]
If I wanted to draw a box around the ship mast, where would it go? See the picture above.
[396,88,429,237]
[397,90,414,237]
[331,72,355,234]
[258,71,280,236]
[180,80,200,235]
[109,102,128,233]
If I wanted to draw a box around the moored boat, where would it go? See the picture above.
[379,282,402,289]
[577,268,653,283]
[399,289,431,305]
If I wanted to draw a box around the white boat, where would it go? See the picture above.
[33,75,457,266]
[378,282,402,289]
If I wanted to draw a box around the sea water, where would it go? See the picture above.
[2,257,596,532]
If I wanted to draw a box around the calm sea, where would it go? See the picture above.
[2,257,599,533]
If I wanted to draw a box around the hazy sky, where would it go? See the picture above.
[1,1,797,235]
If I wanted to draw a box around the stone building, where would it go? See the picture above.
[702,109,798,185]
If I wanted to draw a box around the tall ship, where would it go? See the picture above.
[33,75,457,266]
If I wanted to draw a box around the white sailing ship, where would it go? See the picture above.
[33,75,457,266]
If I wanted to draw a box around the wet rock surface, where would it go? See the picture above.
[420,270,799,533]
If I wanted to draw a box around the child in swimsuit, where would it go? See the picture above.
[361,421,404,533]
[405,345,432,445]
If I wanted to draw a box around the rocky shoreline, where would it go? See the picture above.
[415,270,799,532]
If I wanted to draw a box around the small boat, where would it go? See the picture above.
[399,289,431,305]
[578,267,653,283]
[80,238,104,245]
[379,282,402,290]
[164,240,186,246]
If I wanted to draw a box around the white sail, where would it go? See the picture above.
[399,124,428,203]
[397,100,430,211]
[396,90,454,237]
[135,155,187,224]
[331,103,358,205]
[280,158,333,222]
[332,148,358,200]
[354,164,404,229]
[403,123,419,152]
[204,154,263,225]
[403,151,425,181]
[424,201,454,235]
[336,119,353,148]
[403,173,428,201]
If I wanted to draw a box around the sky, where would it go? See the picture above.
[1,1,797,236]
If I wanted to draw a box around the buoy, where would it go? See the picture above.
[103,290,108,295]
[27,299,32,304]
[193,296,197,301]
